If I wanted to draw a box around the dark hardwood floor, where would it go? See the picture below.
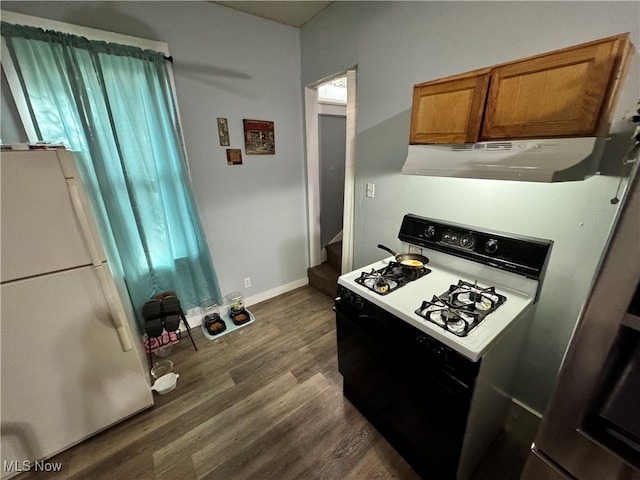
[15,286,539,479]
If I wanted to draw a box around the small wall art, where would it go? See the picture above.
[226,149,242,165]
[217,117,230,146]
[243,119,275,155]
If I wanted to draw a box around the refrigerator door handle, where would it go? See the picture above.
[66,168,134,352]
[94,265,134,352]
[67,180,104,266]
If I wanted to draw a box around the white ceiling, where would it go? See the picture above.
[213,1,333,27]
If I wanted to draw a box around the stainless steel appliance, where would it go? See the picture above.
[335,215,553,479]
[521,148,640,479]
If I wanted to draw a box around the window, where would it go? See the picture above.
[318,76,347,104]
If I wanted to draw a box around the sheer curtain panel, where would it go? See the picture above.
[1,22,222,324]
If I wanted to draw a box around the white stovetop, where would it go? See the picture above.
[338,254,537,361]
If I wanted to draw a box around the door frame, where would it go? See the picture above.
[304,68,357,274]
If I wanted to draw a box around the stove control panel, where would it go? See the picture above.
[399,213,553,280]
[442,230,476,250]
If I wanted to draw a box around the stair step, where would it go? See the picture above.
[307,262,340,298]
[326,241,342,272]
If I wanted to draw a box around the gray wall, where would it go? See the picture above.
[1,1,308,301]
[300,1,640,413]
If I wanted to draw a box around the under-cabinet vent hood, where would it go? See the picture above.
[402,137,607,182]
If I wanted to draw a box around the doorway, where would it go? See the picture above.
[304,69,357,277]
[319,112,346,248]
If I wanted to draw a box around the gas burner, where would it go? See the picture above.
[356,270,398,295]
[418,296,479,335]
[448,281,505,312]
[355,261,431,295]
[416,280,507,336]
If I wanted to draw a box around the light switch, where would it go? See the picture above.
[366,183,375,198]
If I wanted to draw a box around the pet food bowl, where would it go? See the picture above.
[151,372,180,395]
[151,360,174,379]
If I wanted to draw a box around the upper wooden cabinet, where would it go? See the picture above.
[410,33,633,144]
[410,70,491,144]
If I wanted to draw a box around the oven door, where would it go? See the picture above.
[335,301,478,479]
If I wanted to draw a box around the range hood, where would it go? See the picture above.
[402,137,608,182]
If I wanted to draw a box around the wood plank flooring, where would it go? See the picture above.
[14,286,538,479]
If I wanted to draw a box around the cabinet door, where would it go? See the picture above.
[481,35,630,140]
[410,70,490,144]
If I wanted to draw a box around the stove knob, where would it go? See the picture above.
[432,345,449,362]
[484,238,499,254]
[460,234,475,249]
[425,225,436,238]
[354,297,364,311]
[344,292,353,304]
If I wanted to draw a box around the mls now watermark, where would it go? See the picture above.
[3,460,63,473]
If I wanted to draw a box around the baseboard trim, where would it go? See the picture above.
[245,278,309,307]
[182,278,309,330]
[184,309,204,330]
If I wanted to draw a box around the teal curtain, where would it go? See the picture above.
[2,22,222,325]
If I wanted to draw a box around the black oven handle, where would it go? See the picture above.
[333,304,369,321]
[334,302,379,329]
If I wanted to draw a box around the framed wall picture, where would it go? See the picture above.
[226,149,242,165]
[243,119,275,154]
[217,117,230,146]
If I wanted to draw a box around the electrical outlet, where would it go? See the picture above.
[244,277,252,288]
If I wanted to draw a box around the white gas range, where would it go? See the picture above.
[338,247,541,361]
[334,214,553,479]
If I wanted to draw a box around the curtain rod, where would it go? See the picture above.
[164,55,173,63]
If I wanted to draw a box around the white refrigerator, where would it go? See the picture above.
[0,148,154,478]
